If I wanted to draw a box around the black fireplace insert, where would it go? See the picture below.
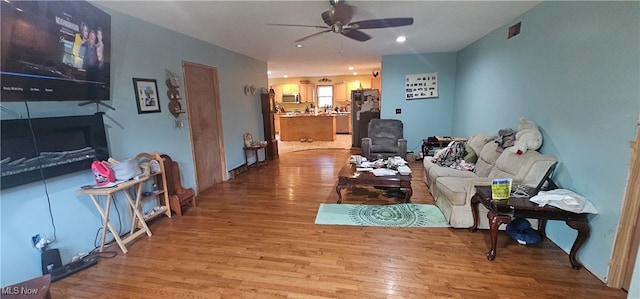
[1,113,109,189]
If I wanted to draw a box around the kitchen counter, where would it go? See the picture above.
[279,115,336,141]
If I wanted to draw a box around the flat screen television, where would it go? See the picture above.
[0,0,111,102]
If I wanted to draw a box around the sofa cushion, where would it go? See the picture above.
[371,138,398,153]
[474,142,501,177]
[435,177,469,206]
[467,134,491,155]
[463,144,478,163]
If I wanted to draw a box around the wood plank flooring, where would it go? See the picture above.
[51,149,626,298]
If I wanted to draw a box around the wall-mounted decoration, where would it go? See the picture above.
[165,70,185,119]
[250,85,257,95]
[405,72,438,100]
[133,78,161,114]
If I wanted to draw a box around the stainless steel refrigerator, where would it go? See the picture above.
[351,89,380,147]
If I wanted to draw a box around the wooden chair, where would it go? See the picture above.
[161,154,196,216]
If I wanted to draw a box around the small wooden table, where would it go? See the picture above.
[435,136,467,147]
[244,144,268,169]
[469,185,590,269]
[76,177,153,254]
[336,160,412,204]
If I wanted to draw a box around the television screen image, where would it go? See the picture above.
[0,0,111,102]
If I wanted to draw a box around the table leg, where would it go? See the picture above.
[566,220,590,270]
[336,184,346,204]
[487,211,511,261]
[89,194,128,254]
[469,194,480,232]
[124,184,153,237]
[400,187,412,203]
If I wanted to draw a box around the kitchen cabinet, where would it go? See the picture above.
[281,84,299,95]
[371,77,381,90]
[335,114,351,134]
[279,115,336,141]
[299,83,315,103]
[334,82,347,101]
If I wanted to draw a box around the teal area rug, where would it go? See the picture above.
[315,203,450,227]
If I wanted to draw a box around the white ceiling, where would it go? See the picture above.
[92,1,541,79]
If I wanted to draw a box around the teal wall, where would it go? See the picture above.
[380,53,457,152]
[455,1,639,282]
[382,1,639,284]
[0,5,267,286]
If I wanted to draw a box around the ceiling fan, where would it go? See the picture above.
[268,0,413,43]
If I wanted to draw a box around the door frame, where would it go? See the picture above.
[608,126,639,289]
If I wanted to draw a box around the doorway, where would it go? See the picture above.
[182,61,227,192]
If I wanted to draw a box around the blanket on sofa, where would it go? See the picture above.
[431,141,474,171]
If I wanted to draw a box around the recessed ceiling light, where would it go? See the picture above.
[353,72,358,75]
[284,75,288,78]
[348,66,354,70]
[267,71,272,75]
[396,36,407,43]
[295,44,303,48]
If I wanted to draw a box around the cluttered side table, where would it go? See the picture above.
[469,185,590,269]
[76,177,153,254]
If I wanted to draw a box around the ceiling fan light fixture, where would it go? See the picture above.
[396,36,407,43]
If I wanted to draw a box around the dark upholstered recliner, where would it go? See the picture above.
[361,119,407,160]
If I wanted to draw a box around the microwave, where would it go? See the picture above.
[282,94,299,103]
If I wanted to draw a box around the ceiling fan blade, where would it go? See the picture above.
[321,10,333,26]
[267,23,329,29]
[341,29,371,42]
[349,17,414,29]
[295,29,332,43]
[331,3,355,24]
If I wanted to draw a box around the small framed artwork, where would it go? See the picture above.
[133,78,161,114]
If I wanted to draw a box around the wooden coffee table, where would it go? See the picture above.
[336,160,412,204]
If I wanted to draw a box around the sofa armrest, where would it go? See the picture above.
[361,137,372,159]
[463,177,494,205]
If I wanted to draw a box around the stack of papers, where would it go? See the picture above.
[356,167,374,172]
[371,168,398,176]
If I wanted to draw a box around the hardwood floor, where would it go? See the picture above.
[52,149,626,298]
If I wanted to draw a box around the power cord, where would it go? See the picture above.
[24,101,57,244]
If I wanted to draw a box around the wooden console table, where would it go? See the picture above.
[469,185,590,269]
[243,144,268,169]
[76,177,153,254]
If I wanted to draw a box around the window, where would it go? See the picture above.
[317,85,333,108]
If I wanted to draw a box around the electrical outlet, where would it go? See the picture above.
[395,108,401,114]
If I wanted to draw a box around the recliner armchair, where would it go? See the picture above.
[361,119,407,160]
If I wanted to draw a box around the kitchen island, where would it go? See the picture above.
[279,114,336,141]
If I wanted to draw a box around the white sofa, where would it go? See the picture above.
[423,134,558,229]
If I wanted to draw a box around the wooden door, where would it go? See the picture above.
[182,61,227,192]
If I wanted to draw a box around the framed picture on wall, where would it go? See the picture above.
[405,72,438,100]
[133,78,161,114]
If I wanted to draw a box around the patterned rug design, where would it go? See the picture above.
[315,203,450,227]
